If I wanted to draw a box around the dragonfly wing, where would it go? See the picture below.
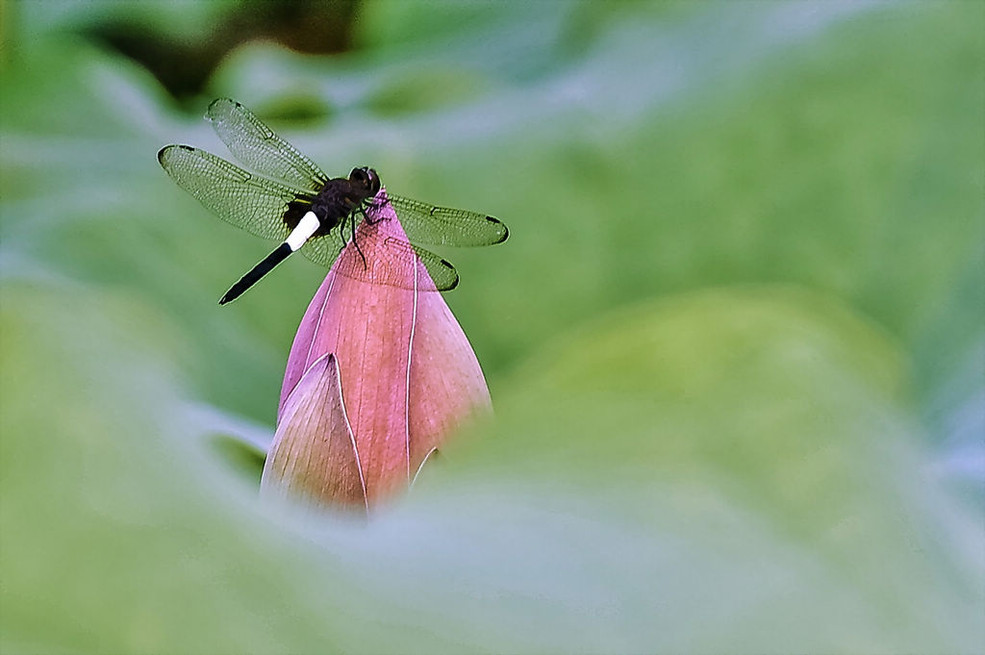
[300,229,458,292]
[158,144,309,242]
[298,231,345,268]
[412,245,459,291]
[206,98,328,193]
[386,194,508,247]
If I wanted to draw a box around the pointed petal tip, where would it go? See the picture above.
[411,448,440,487]
[263,351,367,509]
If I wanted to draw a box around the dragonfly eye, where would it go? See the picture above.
[350,167,381,194]
[365,168,381,194]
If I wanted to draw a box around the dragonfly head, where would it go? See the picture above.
[349,167,381,197]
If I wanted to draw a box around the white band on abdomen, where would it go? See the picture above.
[285,211,321,251]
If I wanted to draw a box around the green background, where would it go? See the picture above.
[1,1,982,652]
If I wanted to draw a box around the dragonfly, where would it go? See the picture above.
[158,98,508,304]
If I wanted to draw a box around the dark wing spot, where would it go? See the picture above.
[439,259,459,291]
[157,144,193,165]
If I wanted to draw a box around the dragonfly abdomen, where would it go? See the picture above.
[220,210,323,304]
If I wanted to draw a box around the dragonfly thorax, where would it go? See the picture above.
[283,166,381,236]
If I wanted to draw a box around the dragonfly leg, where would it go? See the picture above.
[361,201,383,225]
[366,196,384,213]
[347,211,368,270]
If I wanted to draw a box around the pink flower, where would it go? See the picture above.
[260,189,492,511]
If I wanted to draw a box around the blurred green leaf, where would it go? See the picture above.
[364,68,491,117]
[16,0,237,43]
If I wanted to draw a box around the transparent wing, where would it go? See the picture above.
[158,144,308,241]
[411,245,459,291]
[386,194,508,247]
[206,98,328,193]
[298,231,345,268]
[301,228,458,292]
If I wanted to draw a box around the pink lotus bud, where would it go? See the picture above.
[261,189,492,511]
